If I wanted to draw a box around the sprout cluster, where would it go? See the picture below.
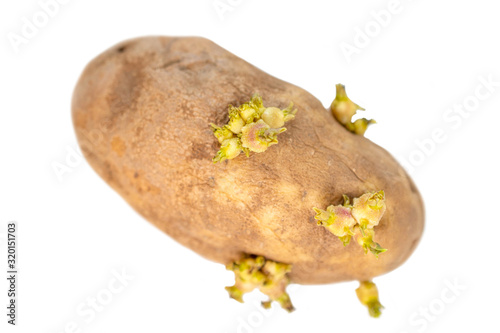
[313,191,387,257]
[211,94,297,163]
[330,84,375,136]
[225,254,295,312]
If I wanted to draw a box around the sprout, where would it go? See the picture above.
[313,190,387,256]
[346,118,377,136]
[226,254,295,312]
[356,281,384,318]
[331,84,364,124]
[351,190,386,230]
[353,226,387,258]
[248,93,265,114]
[239,106,258,123]
[212,138,241,163]
[227,107,245,134]
[260,101,297,129]
[211,124,234,144]
[282,102,297,123]
[313,205,357,246]
[261,107,285,128]
[240,120,286,153]
[211,94,297,162]
[330,84,375,136]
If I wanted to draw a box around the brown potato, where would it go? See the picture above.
[72,36,424,287]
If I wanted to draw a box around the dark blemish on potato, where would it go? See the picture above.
[156,58,182,70]
[208,177,215,188]
[107,65,144,120]
[190,142,212,160]
[179,59,215,72]
[136,177,160,195]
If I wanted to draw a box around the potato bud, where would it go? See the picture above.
[240,120,273,153]
[354,226,374,248]
[212,94,293,162]
[330,84,376,136]
[352,190,386,229]
[326,205,357,236]
[239,106,257,123]
[353,226,386,257]
[211,124,234,144]
[313,205,357,244]
[228,112,245,134]
[315,191,387,252]
[356,281,383,318]
[226,255,294,312]
[261,107,285,128]
[331,84,364,125]
[352,118,376,136]
[212,138,241,163]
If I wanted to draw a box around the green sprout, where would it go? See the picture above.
[212,94,297,163]
[330,84,375,136]
[313,190,387,257]
[225,254,295,312]
[356,281,384,318]
[353,226,387,258]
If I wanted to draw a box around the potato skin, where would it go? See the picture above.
[72,36,424,284]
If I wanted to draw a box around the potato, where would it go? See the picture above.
[72,36,424,314]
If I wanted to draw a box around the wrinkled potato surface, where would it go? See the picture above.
[72,36,424,285]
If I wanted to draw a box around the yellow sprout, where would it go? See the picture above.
[313,190,387,257]
[356,281,384,318]
[240,120,286,153]
[261,107,285,128]
[212,94,297,162]
[211,124,234,144]
[227,108,245,134]
[212,138,241,163]
[330,84,374,136]
[353,226,387,258]
[352,190,386,230]
[226,255,294,312]
[313,205,357,246]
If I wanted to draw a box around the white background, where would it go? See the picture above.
[1,0,499,332]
